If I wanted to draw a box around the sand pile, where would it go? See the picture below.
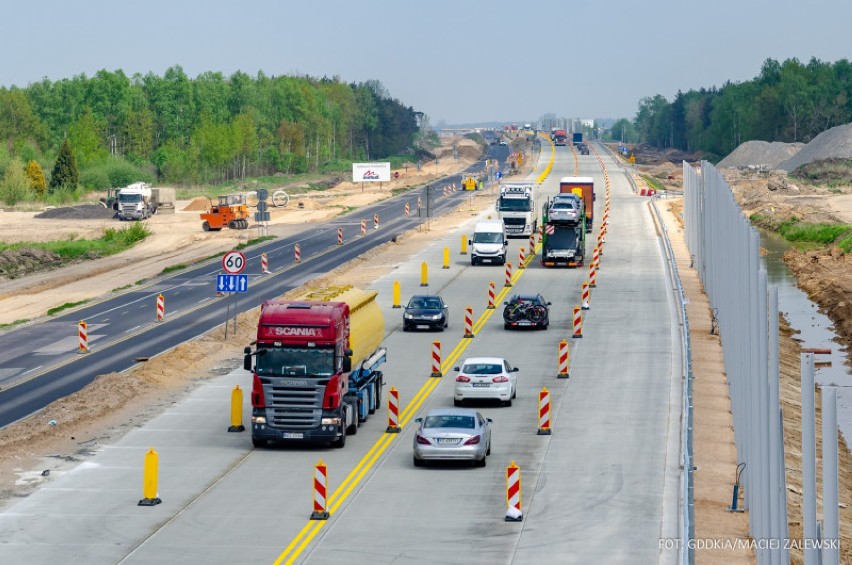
[780,122,852,171]
[717,140,804,169]
[182,197,210,212]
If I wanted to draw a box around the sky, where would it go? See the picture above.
[2,0,851,126]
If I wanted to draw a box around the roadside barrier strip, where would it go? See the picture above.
[273,241,541,565]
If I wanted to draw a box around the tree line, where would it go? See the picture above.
[0,66,422,196]
[611,57,852,160]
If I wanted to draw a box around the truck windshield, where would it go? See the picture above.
[498,197,531,212]
[118,193,142,203]
[547,228,579,248]
[255,347,335,376]
[473,232,503,243]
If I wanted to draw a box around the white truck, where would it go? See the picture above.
[116,183,175,220]
[496,182,536,237]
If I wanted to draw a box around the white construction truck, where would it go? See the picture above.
[496,182,536,237]
[116,183,175,220]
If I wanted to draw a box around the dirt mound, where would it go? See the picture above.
[717,140,804,169]
[35,204,116,220]
[182,197,210,212]
[780,122,852,171]
[790,158,852,184]
[0,248,63,280]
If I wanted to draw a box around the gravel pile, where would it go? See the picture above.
[717,140,803,169]
[35,204,117,220]
[779,123,852,171]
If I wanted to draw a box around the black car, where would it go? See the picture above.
[503,293,550,330]
[403,295,449,331]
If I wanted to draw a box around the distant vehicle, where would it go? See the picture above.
[502,294,550,330]
[559,176,595,233]
[577,143,590,155]
[573,132,583,146]
[413,408,492,467]
[403,295,449,332]
[469,219,508,265]
[499,140,507,146]
[454,356,519,406]
[553,129,568,146]
[116,182,155,221]
[497,183,536,237]
[552,192,584,215]
[547,198,581,224]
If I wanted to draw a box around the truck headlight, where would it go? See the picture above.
[251,416,267,424]
[322,417,341,425]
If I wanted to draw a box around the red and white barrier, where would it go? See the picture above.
[592,245,600,267]
[373,213,379,230]
[538,387,552,435]
[337,227,343,245]
[443,186,449,198]
[417,195,422,209]
[431,341,442,377]
[156,294,165,322]
[310,459,330,520]
[589,266,598,288]
[361,219,366,235]
[261,252,269,274]
[558,340,569,378]
[463,306,474,338]
[572,306,583,338]
[581,281,590,310]
[487,281,496,310]
[505,461,523,521]
[518,247,526,269]
[528,232,536,257]
[404,202,410,217]
[386,387,401,433]
[504,262,513,288]
[294,243,301,263]
[78,320,89,353]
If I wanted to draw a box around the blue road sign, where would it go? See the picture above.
[495,171,503,179]
[217,274,249,293]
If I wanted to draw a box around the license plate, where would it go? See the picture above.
[518,321,531,326]
[482,258,492,263]
[417,325,430,329]
[281,432,303,439]
[472,382,490,387]
[437,438,459,444]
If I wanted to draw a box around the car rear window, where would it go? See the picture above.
[424,415,475,429]
[462,363,503,375]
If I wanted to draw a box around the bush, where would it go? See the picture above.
[0,157,34,206]
[80,157,155,190]
[778,217,852,244]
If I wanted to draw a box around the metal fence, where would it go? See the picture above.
[683,161,789,564]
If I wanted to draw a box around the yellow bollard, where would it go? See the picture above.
[228,385,245,432]
[443,247,450,269]
[392,280,402,308]
[420,262,428,287]
[460,234,468,255]
[138,448,162,506]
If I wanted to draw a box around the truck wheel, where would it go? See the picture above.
[368,383,377,414]
[252,437,267,448]
[202,221,211,232]
[347,403,359,435]
[228,220,236,229]
[332,422,346,448]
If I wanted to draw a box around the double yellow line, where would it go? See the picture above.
[273,250,536,565]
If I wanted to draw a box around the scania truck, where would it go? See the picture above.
[244,286,386,448]
[497,183,537,237]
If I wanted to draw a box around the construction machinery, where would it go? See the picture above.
[200,193,250,231]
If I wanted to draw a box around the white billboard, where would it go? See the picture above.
[352,162,391,183]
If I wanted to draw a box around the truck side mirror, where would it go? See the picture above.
[504,240,508,246]
[243,347,252,371]
[468,239,472,245]
[342,357,352,373]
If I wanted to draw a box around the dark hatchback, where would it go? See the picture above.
[403,295,449,331]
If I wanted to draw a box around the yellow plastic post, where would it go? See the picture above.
[138,448,162,506]
[420,262,428,287]
[392,280,401,308]
[443,247,450,269]
[228,385,245,432]
[461,235,468,255]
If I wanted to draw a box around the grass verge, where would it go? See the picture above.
[0,222,152,261]
[47,300,90,316]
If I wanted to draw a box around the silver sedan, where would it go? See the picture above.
[412,408,492,467]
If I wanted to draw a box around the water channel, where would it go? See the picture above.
[759,230,852,444]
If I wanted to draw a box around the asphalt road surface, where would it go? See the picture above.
[0,140,682,564]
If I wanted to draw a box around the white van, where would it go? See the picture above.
[469,219,508,266]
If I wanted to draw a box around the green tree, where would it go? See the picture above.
[68,107,108,165]
[49,139,79,192]
[0,157,32,205]
[25,159,47,196]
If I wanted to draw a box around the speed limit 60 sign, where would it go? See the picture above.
[222,250,247,274]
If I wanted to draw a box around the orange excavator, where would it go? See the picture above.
[200,194,250,231]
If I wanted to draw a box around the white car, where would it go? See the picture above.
[453,357,518,407]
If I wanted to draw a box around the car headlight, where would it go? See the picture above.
[431,314,441,320]
[404,313,413,319]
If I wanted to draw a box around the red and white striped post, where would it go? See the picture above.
[443,186,448,198]
[386,387,401,433]
[430,341,442,377]
[486,281,496,310]
[417,195,422,209]
[310,459,330,520]
[373,213,379,230]
[528,231,536,257]
[156,293,165,322]
[589,266,598,288]
[360,219,366,235]
[592,245,600,268]
[572,306,583,338]
[581,281,590,310]
[294,243,301,263]
[504,261,513,288]
[261,252,269,274]
[78,320,89,353]
[463,306,474,338]
[538,387,552,435]
[404,202,410,217]
[518,247,526,269]
[505,461,523,521]
[337,227,343,245]
[557,340,570,378]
